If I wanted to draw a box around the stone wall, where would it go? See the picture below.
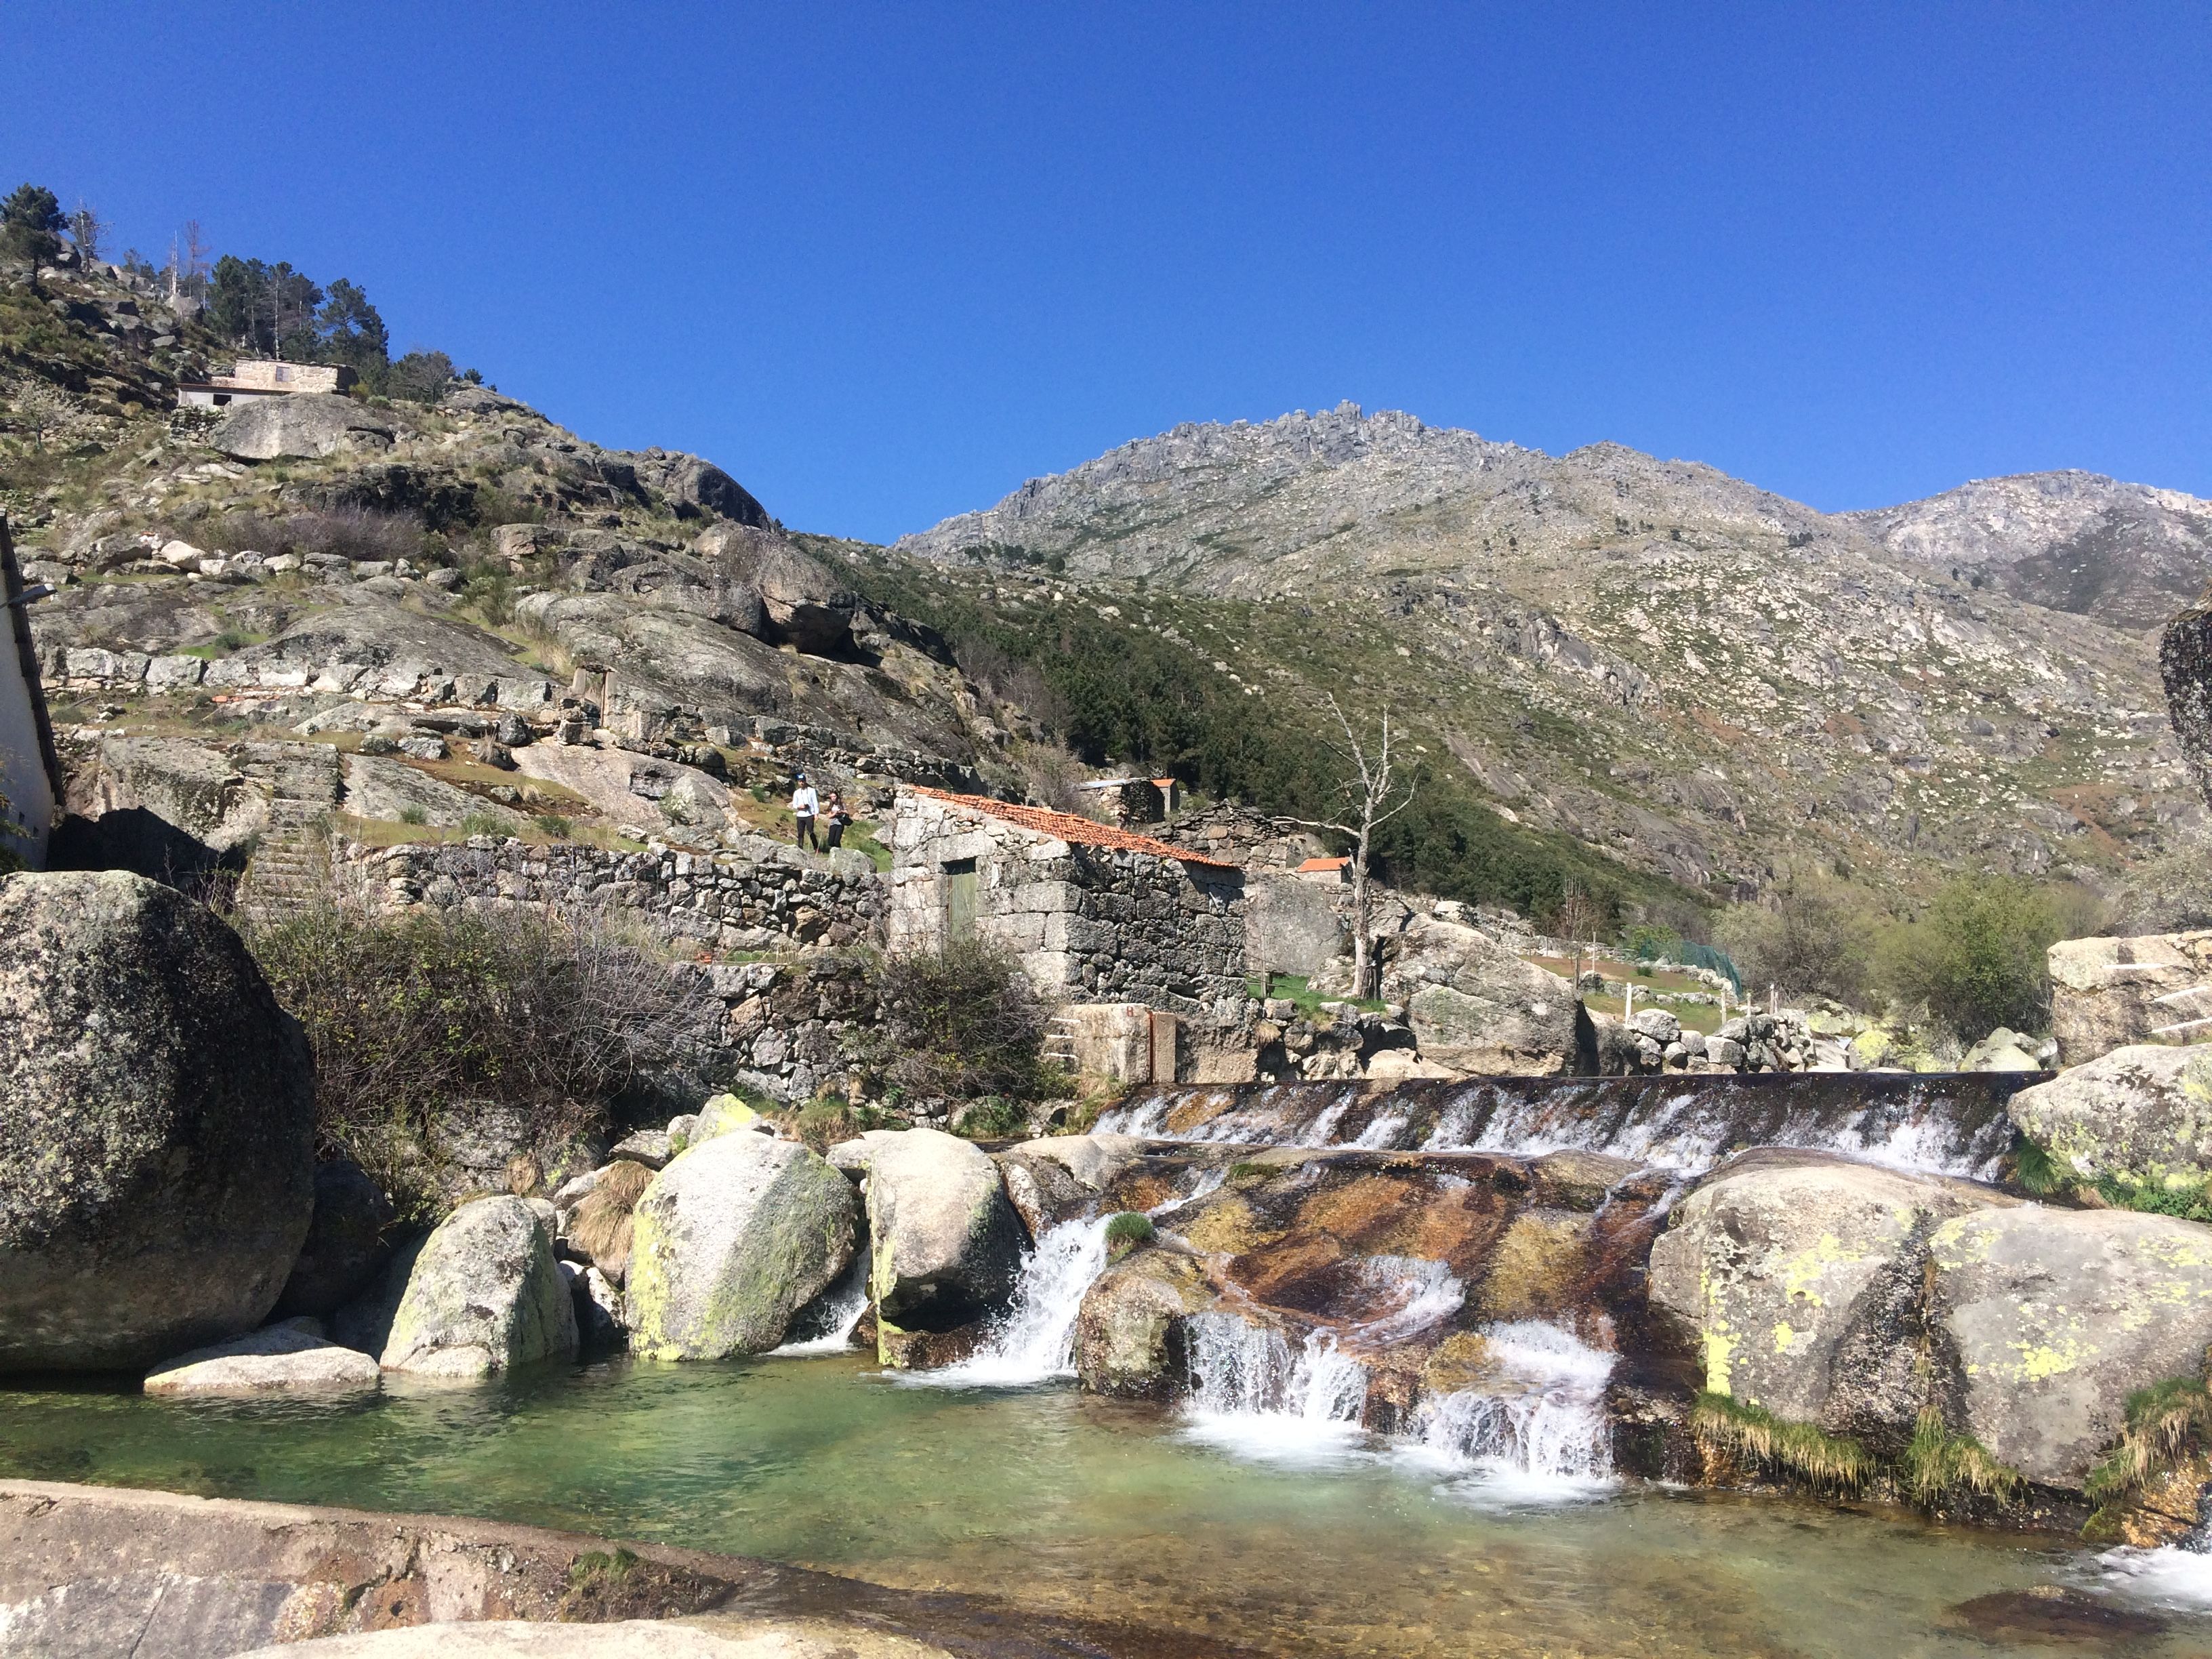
[887,791,1248,1019]
[340,835,884,954]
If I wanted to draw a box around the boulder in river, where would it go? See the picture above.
[1647,1151,2004,1441]
[1074,1246,1216,1399]
[1931,1204,2212,1487]
[144,1316,380,1395]
[380,1197,577,1376]
[866,1128,1025,1335]
[626,1132,858,1359]
[2009,1044,2212,1194]
[275,1160,395,1319]
[0,869,316,1372]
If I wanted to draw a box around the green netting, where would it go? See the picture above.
[1631,935,1742,996]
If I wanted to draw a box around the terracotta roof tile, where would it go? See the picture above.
[907,786,1240,869]
[1296,856,1351,872]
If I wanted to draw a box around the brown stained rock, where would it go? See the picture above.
[1074,1248,1214,1399]
[1473,1209,1596,1322]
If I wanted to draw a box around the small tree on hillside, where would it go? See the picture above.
[66,201,105,266]
[2,184,64,291]
[1275,695,1419,1000]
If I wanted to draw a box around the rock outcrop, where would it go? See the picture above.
[0,870,316,1372]
[208,392,395,461]
[625,1132,859,1359]
[380,1197,577,1376]
[2164,583,2212,815]
[1389,918,1580,1073]
[2009,1045,2212,1195]
[1073,1247,1214,1399]
[865,1128,1025,1334]
[2047,930,2212,1065]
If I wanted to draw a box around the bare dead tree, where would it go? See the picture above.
[1273,695,1420,999]
[68,201,106,266]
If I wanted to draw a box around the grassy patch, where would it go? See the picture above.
[2087,1378,2212,1508]
[1900,1408,2021,1507]
[1690,1393,1872,1494]
[1104,1211,1155,1257]
[1248,972,1385,1017]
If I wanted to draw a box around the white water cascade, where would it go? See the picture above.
[899,1214,1115,1388]
[1178,1313,1372,1464]
[1408,1320,1617,1504]
[772,1245,873,1356]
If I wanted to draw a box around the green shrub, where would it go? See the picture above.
[398,804,428,826]
[535,813,573,838]
[241,900,717,1218]
[1878,875,2068,1042]
[855,941,1071,1113]
[951,1094,1029,1140]
[1103,1212,1155,1256]
[1714,879,1879,1008]
[457,811,506,838]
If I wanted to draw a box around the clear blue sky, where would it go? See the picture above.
[7,3,2206,541]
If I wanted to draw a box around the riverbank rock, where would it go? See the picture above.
[995,1132,1148,1233]
[865,1128,1024,1332]
[276,1162,396,1319]
[626,1132,858,1359]
[1647,1151,2001,1439]
[380,1198,577,1377]
[2009,1044,2212,1193]
[1075,1247,1216,1398]
[0,870,316,1372]
[144,1317,381,1395]
[1931,1204,2212,1487]
[2049,931,2212,1065]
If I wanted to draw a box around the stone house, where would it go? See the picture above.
[178,359,356,408]
[886,785,1247,1019]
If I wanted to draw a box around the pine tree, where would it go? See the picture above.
[2,184,65,290]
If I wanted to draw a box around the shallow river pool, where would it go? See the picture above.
[5,1354,2211,1658]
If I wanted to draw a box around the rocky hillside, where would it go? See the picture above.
[1845,471,2212,633]
[886,405,2206,901]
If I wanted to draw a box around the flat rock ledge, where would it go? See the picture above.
[0,1481,1256,1659]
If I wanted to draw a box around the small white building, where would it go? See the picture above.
[178,359,356,408]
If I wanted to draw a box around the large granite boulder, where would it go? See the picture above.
[1074,1247,1215,1399]
[1931,1205,2212,1486]
[1245,874,1347,979]
[2010,1044,2212,1194]
[2048,931,2212,1065]
[208,392,394,461]
[691,525,856,654]
[1389,916,1579,1073]
[0,870,316,1372]
[274,1160,394,1319]
[1647,1151,2001,1442]
[626,1132,859,1359]
[380,1197,577,1376]
[144,1316,380,1395]
[866,1128,1025,1332]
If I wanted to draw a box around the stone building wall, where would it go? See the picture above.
[886,790,1248,1018]
[338,835,884,954]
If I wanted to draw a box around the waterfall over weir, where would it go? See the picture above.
[1099,1071,2041,1179]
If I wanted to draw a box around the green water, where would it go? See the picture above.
[3,1354,2207,1658]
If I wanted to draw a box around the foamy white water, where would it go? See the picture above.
[1179,1315,1372,1466]
[897,1215,1114,1389]
[1408,1319,1618,1507]
[2098,1544,2212,1609]
[773,1246,872,1356]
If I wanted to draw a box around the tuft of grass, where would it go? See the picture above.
[2093,1174,2212,1225]
[398,804,429,826]
[2013,1136,2067,1197]
[457,811,508,838]
[1227,1160,1273,1183]
[2086,1377,2212,1506]
[568,1160,657,1282]
[1900,1407,2022,1507]
[1103,1211,1155,1257]
[535,812,575,838]
[1690,1392,1872,1494]
[565,1546,637,1591]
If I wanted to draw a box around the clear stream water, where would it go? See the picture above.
[5,1351,2212,1658]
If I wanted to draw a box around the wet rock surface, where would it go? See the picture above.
[380,1197,577,1376]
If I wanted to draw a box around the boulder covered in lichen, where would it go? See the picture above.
[0,870,316,1372]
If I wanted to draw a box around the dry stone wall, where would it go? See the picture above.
[340,836,884,954]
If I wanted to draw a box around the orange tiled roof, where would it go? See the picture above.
[907,786,1240,868]
[1296,856,1351,872]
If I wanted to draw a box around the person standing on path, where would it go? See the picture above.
[821,792,851,851]
[790,774,820,851]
